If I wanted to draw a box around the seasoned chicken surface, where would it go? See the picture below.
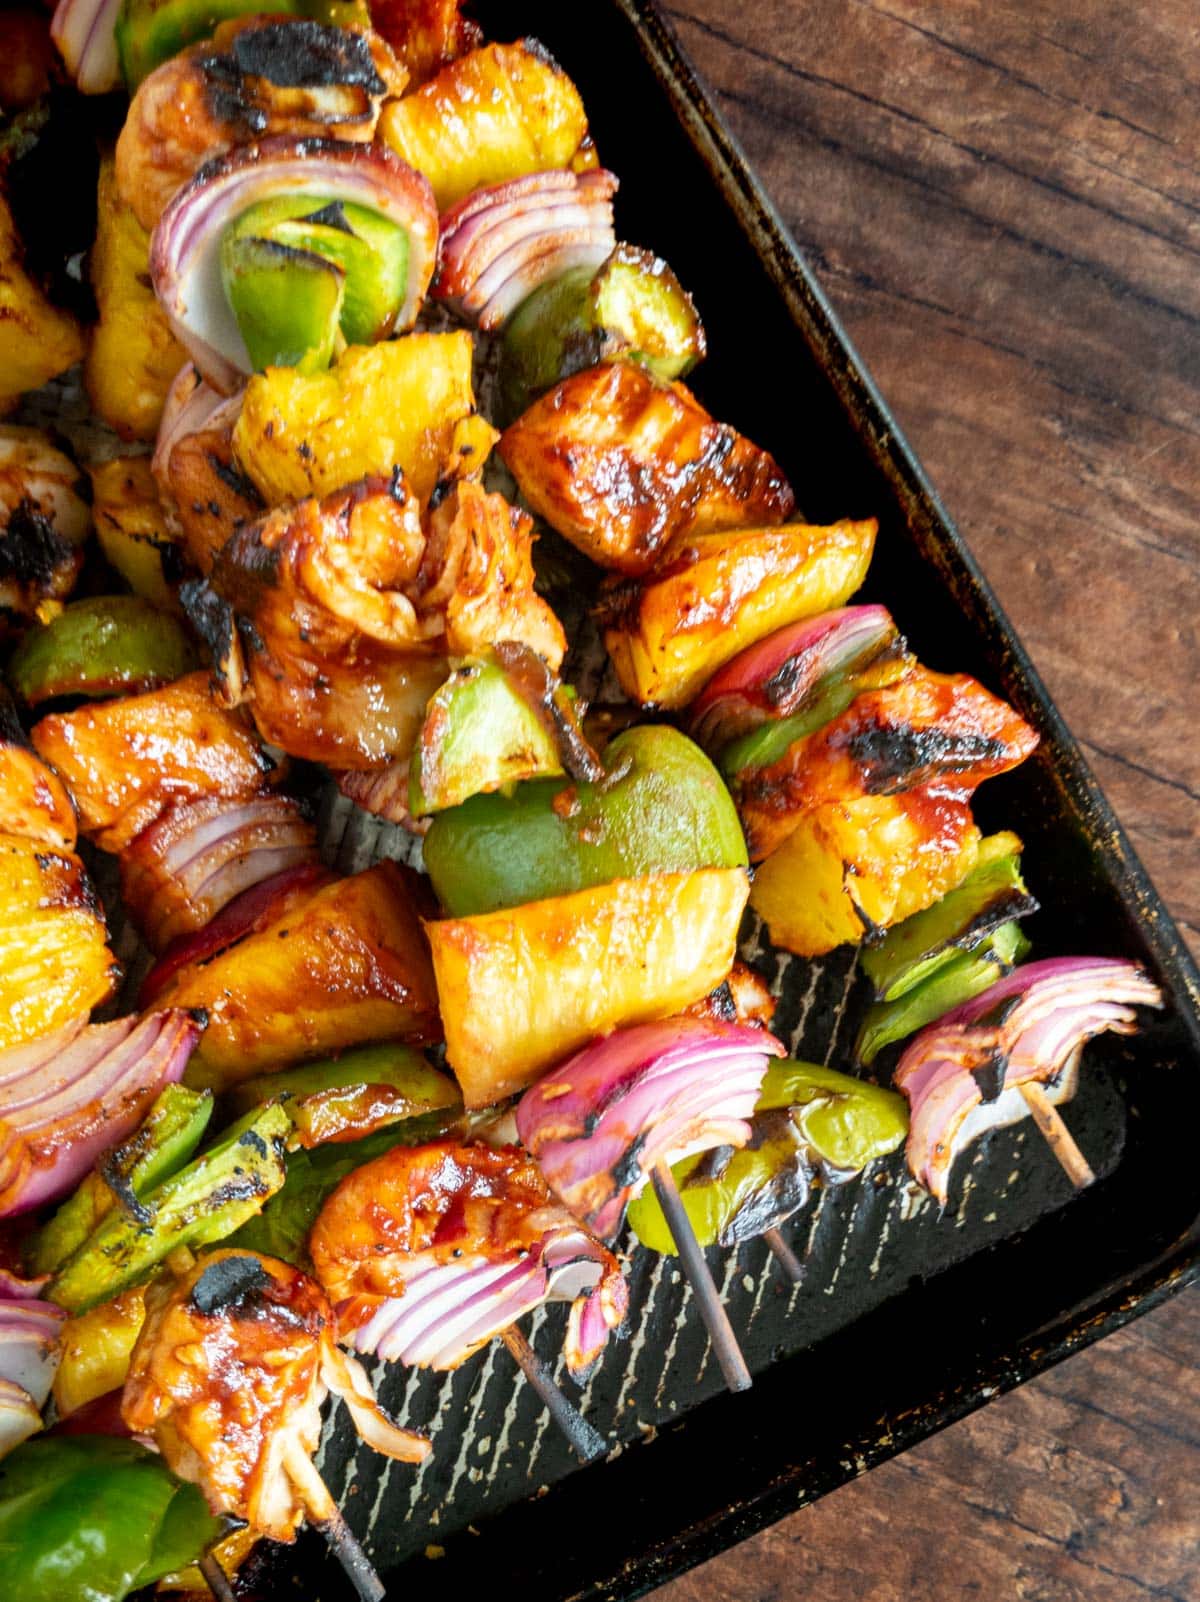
[210,475,563,766]
[739,667,1040,862]
[685,961,778,1031]
[0,700,77,851]
[31,672,282,852]
[368,0,481,84]
[499,362,795,575]
[162,394,263,575]
[115,17,407,232]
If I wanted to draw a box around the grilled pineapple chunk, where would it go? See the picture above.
[605,520,877,710]
[0,834,117,1048]
[89,456,182,609]
[428,866,750,1107]
[0,194,84,415]
[749,793,981,958]
[232,334,496,509]
[157,863,442,1088]
[379,40,589,209]
[85,159,185,441]
[53,1287,146,1417]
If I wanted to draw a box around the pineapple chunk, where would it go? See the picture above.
[379,40,589,209]
[89,456,182,609]
[427,866,750,1107]
[0,194,84,415]
[231,334,496,509]
[749,792,981,958]
[85,159,185,441]
[0,835,117,1048]
[605,520,877,710]
[53,1287,146,1417]
[156,863,442,1089]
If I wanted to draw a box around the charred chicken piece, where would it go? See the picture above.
[122,1249,428,1544]
[498,362,795,576]
[367,0,482,85]
[309,1139,627,1376]
[0,426,89,635]
[739,667,1040,862]
[160,390,263,577]
[209,474,565,767]
[31,671,283,853]
[115,17,408,233]
[685,961,778,1031]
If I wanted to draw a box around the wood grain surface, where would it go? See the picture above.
[648,2,1200,1597]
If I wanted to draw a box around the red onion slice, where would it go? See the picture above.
[51,0,121,95]
[517,1019,786,1241]
[151,136,438,393]
[0,1010,201,1218]
[895,957,1163,1202]
[434,168,617,331]
[690,605,902,751]
[0,1378,43,1459]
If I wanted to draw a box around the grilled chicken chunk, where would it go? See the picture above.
[0,694,77,851]
[0,426,89,635]
[739,667,1040,862]
[115,17,407,232]
[499,363,795,576]
[31,671,282,853]
[122,1250,428,1543]
[210,475,564,767]
[161,392,263,577]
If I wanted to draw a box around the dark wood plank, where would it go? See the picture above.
[647,1,1200,1595]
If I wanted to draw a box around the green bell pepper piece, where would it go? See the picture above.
[47,1103,289,1315]
[114,0,371,91]
[268,202,409,347]
[860,832,1037,1001]
[229,1107,457,1267]
[856,920,1032,1066]
[409,658,576,816]
[30,1086,213,1277]
[423,724,748,916]
[225,1042,461,1148]
[223,233,345,375]
[0,1435,221,1602]
[498,244,705,423]
[627,1059,908,1254]
[7,596,197,708]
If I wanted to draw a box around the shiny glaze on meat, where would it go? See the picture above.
[116,18,406,232]
[499,363,794,575]
[0,705,77,851]
[368,0,481,84]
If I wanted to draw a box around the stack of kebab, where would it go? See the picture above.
[0,3,1166,1598]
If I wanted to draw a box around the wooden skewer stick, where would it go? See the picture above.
[199,1552,237,1602]
[762,1226,805,1284]
[500,1324,607,1463]
[284,1438,386,1602]
[651,1159,752,1393]
[1019,1080,1095,1189]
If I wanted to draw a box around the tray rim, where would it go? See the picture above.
[545,0,1200,1591]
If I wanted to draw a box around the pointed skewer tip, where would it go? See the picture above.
[1019,1080,1095,1189]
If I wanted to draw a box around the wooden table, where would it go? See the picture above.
[649,3,1200,1597]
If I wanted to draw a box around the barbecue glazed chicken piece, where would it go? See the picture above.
[310,1139,627,1376]
[0,694,77,852]
[31,672,284,853]
[115,17,408,233]
[122,1249,429,1543]
[209,474,566,767]
[369,0,482,85]
[0,426,90,635]
[738,667,1042,862]
[498,362,795,576]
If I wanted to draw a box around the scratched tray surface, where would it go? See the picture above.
[83,0,1191,1596]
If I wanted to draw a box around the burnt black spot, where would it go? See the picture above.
[180,578,239,673]
[610,1133,647,1191]
[188,1007,210,1029]
[0,500,74,586]
[238,1129,269,1159]
[848,723,1009,794]
[970,1050,1009,1104]
[303,199,354,234]
[231,21,385,92]
[237,615,266,654]
[211,455,264,508]
[191,1254,273,1317]
[704,980,737,1023]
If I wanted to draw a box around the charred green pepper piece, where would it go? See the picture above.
[226,1042,460,1148]
[114,0,371,91]
[0,1436,221,1602]
[30,1086,213,1277]
[7,597,197,708]
[423,724,748,917]
[409,655,589,816]
[230,1108,457,1267]
[498,244,704,422]
[267,202,409,347]
[856,920,1032,1066]
[627,1059,908,1253]
[222,233,345,375]
[46,1103,289,1315]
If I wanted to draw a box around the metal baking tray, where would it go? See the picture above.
[268,1,1200,1594]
